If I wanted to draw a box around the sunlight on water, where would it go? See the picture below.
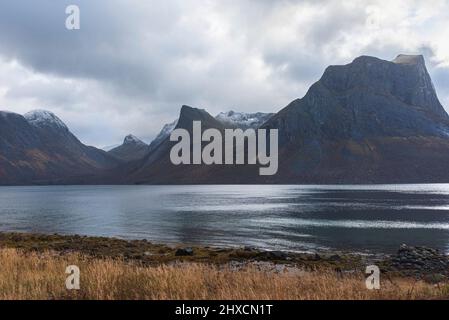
[1,184,449,253]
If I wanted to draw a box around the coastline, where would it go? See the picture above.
[0,231,367,269]
[1,232,449,299]
[1,231,447,277]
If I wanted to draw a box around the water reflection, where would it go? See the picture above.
[0,184,449,253]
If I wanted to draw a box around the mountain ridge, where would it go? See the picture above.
[108,134,149,162]
[0,110,119,185]
[2,54,449,184]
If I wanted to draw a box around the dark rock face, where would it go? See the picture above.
[0,110,119,185]
[260,54,449,183]
[109,135,149,162]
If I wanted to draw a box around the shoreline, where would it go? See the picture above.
[1,231,449,299]
[1,231,448,279]
[0,231,367,268]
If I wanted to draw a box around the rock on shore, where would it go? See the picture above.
[389,244,449,278]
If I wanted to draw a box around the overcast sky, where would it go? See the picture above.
[1,0,449,147]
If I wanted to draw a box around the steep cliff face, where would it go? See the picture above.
[118,55,449,184]
[267,55,448,144]
[261,55,449,183]
[0,110,119,185]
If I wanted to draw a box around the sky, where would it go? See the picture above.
[1,0,449,147]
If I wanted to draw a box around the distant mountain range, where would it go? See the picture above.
[2,54,449,185]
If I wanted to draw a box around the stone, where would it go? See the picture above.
[265,251,288,260]
[175,247,194,256]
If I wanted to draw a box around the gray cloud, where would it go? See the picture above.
[0,0,449,146]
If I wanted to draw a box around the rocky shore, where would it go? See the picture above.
[384,245,449,281]
[0,232,448,281]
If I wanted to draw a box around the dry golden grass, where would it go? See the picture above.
[0,248,448,300]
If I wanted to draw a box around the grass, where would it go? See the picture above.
[0,248,448,300]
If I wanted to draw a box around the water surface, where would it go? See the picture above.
[1,184,449,254]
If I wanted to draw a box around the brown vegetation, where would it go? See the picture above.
[0,248,448,300]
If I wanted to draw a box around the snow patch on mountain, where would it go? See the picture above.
[215,111,274,129]
[24,110,68,131]
[147,111,273,152]
[159,120,178,138]
[148,119,178,151]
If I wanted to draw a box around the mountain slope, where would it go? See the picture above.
[260,54,449,183]
[4,54,449,185]
[124,54,449,184]
[123,105,258,184]
[0,110,119,185]
[109,135,148,162]
[148,120,178,153]
[147,111,273,154]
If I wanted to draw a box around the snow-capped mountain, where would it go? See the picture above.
[215,111,274,129]
[103,135,146,153]
[147,111,273,153]
[148,119,178,152]
[0,109,118,185]
[24,110,69,131]
[123,134,146,146]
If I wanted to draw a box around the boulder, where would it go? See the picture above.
[175,247,194,256]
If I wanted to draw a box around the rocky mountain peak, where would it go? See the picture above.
[147,119,178,152]
[176,105,222,131]
[24,110,69,131]
[179,105,210,121]
[123,134,146,146]
[318,54,447,119]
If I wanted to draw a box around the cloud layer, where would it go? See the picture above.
[1,0,449,146]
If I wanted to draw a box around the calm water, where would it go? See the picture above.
[1,184,449,254]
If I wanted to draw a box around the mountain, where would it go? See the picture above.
[148,120,177,153]
[146,111,273,153]
[0,110,119,185]
[3,54,449,185]
[260,54,449,183]
[122,54,449,184]
[215,111,274,129]
[108,135,148,162]
[121,105,262,184]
